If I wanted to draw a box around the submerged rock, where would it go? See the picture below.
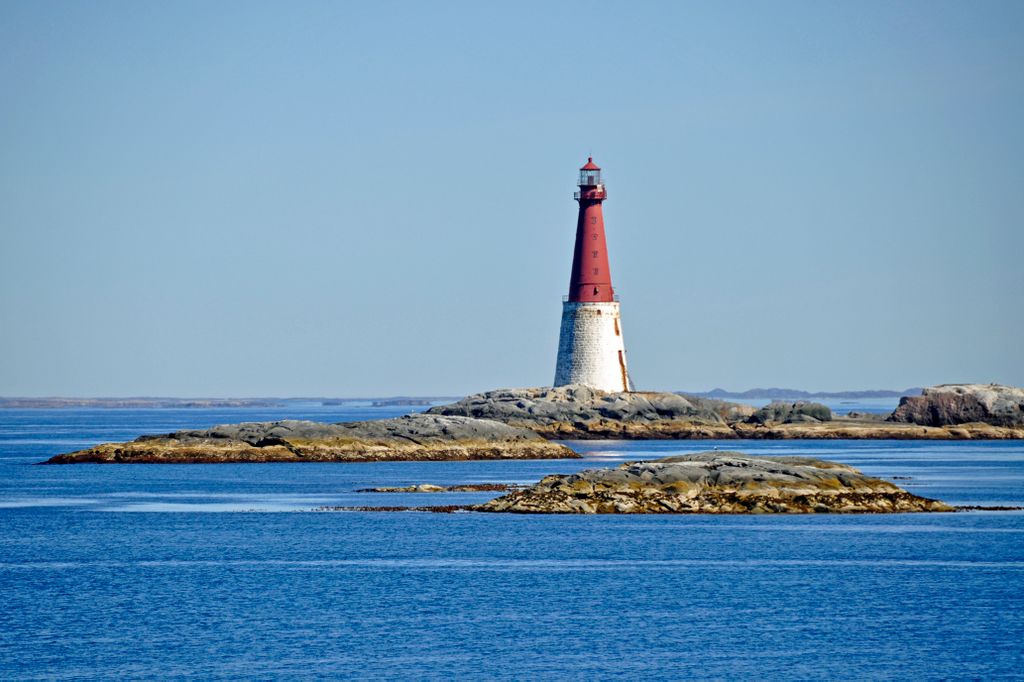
[359,484,448,493]
[476,452,954,514]
[889,384,1024,427]
[43,414,576,464]
[357,483,518,493]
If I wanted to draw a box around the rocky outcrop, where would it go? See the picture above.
[43,414,576,464]
[427,385,1024,439]
[747,401,832,424]
[889,384,1024,427]
[477,452,954,514]
[427,385,753,439]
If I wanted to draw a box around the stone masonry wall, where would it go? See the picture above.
[553,301,631,392]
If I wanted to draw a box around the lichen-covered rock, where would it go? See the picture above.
[427,385,753,439]
[888,384,1024,427]
[747,401,832,424]
[43,414,576,464]
[476,452,953,514]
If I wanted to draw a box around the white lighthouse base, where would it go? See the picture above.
[553,301,632,392]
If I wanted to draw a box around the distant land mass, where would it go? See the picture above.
[1,391,923,409]
[683,388,924,400]
[0,398,284,409]
[324,398,445,407]
[0,396,459,409]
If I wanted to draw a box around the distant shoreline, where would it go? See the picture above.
[0,397,460,409]
[0,390,919,409]
[683,388,923,401]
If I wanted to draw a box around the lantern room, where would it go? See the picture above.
[578,157,602,187]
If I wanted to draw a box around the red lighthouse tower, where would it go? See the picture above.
[568,158,615,302]
[553,158,632,392]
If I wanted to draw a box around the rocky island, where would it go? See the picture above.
[429,384,1024,440]
[43,414,575,464]
[40,383,1024,464]
[477,452,954,514]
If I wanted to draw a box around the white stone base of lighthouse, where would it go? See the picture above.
[553,301,632,392]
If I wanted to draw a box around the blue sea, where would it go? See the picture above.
[1,405,1022,680]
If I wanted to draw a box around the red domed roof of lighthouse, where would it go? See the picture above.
[580,157,601,170]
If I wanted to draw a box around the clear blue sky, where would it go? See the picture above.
[1,1,1022,397]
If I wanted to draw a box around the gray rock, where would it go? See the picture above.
[155,414,550,445]
[888,384,1024,427]
[427,385,756,439]
[747,401,832,424]
[429,385,716,422]
[45,414,576,464]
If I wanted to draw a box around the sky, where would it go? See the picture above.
[1,0,1022,397]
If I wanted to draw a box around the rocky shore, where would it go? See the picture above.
[477,452,954,514]
[730,418,1024,439]
[428,385,1024,440]
[43,414,576,464]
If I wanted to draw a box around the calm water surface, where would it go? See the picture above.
[1,407,1022,679]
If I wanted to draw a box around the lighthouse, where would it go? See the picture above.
[553,158,632,392]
